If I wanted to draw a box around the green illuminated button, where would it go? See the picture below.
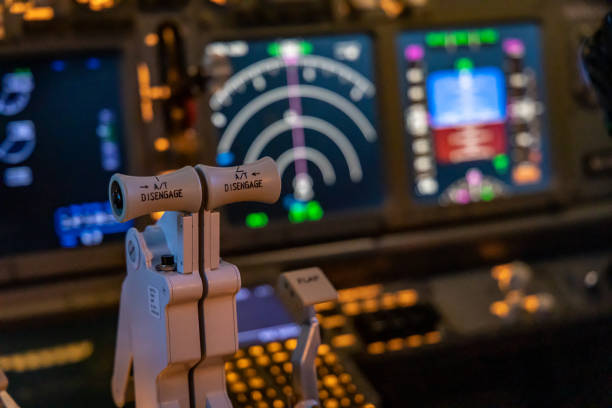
[246,212,269,229]
[492,153,510,174]
[306,200,324,221]
[300,41,313,55]
[455,57,474,71]
[289,202,307,224]
[426,32,446,48]
[454,31,469,46]
[481,185,495,202]
[480,28,499,44]
[267,43,281,57]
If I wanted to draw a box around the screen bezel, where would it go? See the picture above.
[0,35,143,284]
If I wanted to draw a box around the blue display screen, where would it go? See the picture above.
[427,67,507,128]
[396,23,553,206]
[205,34,385,229]
[0,52,131,256]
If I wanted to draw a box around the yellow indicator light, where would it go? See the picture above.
[282,385,293,396]
[342,301,360,316]
[381,293,397,310]
[236,394,247,403]
[234,349,245,358]
[337,284,382,303]
[321,314,346,329]
[331,333,356,348]
[354,394,365,404]
[319,390,329,400]
[397,289,419,307]
[340,397,351,407]
[387,338,404,351]
[314,301,336,312]
[332,386,346,398]
[366,342,385,355]
[266,342,282,353]
[144,33,159,47]
[0,340,93,373]
[362,298,379,313]
[154,137,170,152]
[236,358,251,369]
[323,352,338,365]
[380,0,404,17]
[225,371,239,383]
[406,335,423,348]
[23,6,54,21]
[269,365,281,376]
[424,331,441,344]
[339,373,352,384]
[272,400,285,408]
[522,295,540,314]
[317,344,330,356]
[244,368,256,377]
[490,301,510,318]
[150,211,165,221]
[250,390,263,401]
[271,351,289,363]
[248,345,264,357]
[324,398,339,408]
[230,382,247,393]
[224,361,233,370]
[491,264,513,290]
[282,362,292,373]
[266,388,277,398]
[284,338,297,350]
[248,377,265,389]
[323,374,339,388]
[10,3,29,14]
[255,355,270,366]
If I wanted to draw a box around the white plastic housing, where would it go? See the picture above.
[196,157,281,210]
[109,166,203,222]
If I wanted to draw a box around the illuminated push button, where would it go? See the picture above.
[492,261,532,291]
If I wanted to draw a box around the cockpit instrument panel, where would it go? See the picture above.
[205,34,385,229]
[0,52,131,256]
[396,23,553,206]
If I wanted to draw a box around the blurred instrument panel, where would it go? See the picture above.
[0,0,611,407]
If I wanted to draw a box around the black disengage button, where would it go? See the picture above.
[161,254,175,266]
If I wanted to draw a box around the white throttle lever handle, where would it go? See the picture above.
[108,157,281,222]
[196,157,280,210]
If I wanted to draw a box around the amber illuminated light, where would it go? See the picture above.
[248,377,265,389]
[284,338,297,350]
[406,335,423,348]
[397,289,418,307]
[154,137,170,152]
[272,351,289,363]
[255,355,270,366]
[236,358,251,369]
[492,264,513,290]
[337,284,382,303]
[137,63,154,122]
[266,342,282,353]
[225,372,239,383]
[381,293,397,309]
[23,6,54,21]
[366,342,385,355]
[424,331,441,344]
[490,301,510,318]
[331,333,356,348]
[380,0,404,17]
[387,338,404,351]
[321,314,346,329]
[522,295,540,313]
[317,344,330,355]
[342,301,360,316]
[314,300,336,311]
[248,345,264,357]
[362,298,379,313]
[144,33,159,47]
[323,374,339,388]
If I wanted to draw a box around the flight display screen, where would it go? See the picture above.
[0,52,131,256]
[396,23,553,205]
[205,34,385,229]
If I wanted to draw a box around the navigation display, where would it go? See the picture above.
[205,34,385,229]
